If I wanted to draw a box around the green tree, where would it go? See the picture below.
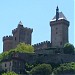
[53,62,75,75]
[0,70,6,75]
[29,64,52,75]
[0,51,9,62]
[15,43,34,53]
[2,71,18,75]
[25,63,34,71]
[63,43,74,54]
[0,43,34,62]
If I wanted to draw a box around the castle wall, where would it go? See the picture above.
[34,54,75,64]
[1,52,75,74]
[1,60,12,72]
[9,53,75,64]
[1,58,25,74]
[33,41,51,51]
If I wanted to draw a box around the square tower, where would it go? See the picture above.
[50,7,69,48]
[12,21,33,48]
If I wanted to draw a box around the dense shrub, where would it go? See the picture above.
[29,64,52,75]
[0,43,34,61]
[2,71,18,75]
[53,62,75,75]
[63,43,74,54]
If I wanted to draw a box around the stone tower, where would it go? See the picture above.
[50,6,69,48]
[12,21,33,48]
[3,36,13,52]
[3,21,33,52]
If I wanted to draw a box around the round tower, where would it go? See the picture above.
[3,36,13,52]
[50,6,69,48]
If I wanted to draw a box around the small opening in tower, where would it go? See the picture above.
[56,28,58,30]
[10,62,11,66]
[60,42,62,45]
[56,32,58,34]
[15,37,16,41]
[5,63,7,67]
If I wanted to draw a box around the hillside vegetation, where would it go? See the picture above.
[0,43,34,61]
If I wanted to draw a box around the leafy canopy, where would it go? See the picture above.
[53,62,75,75]
[15,43,34,53]
[30,64,52,75]
[63,43,74,54]
[0,43,34,61]
[2,71,18,75]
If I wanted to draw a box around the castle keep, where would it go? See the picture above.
[3,21,33,52]
[50,6,69,48]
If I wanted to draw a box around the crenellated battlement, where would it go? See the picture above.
[33,41,51,50]
[12,28,18,34]
[33,41,50,46]
[3,35,13,41]
[12,26,33,34]
[24,27,33,32]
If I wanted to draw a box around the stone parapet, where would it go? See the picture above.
[3,36,13,41]
[12,26,33,34]
[33,41,51,50]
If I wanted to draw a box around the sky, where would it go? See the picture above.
[0,0,74,53]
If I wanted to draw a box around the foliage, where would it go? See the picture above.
[0,43,34,62]
[15,43,34,53]
[25,63,34,71]
[29,64,52,75]
[2,71,18,75]
[63,43,74,54]
[53,62,75,75]
[0,70,6,75]
[50,63,60,69]
[0,51,9,62]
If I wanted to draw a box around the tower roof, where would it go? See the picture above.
[51,12,67,21]
[18,21,23,25]
[18,21,23,28]
[51,6,67,21]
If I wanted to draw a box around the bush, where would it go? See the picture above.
[63,43,74,54]
[0,43,34,62]
[29,64,52,75]
[53,62,75,75]
[15,43,34,53]
[2,71,18,75]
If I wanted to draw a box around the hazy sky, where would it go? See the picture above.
[0,0,74,53]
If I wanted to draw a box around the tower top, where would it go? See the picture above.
[18,21,23,25]
[18,21,23,28]
[51,7,67,21]
[56,6,59,12]
[56,6,59,21]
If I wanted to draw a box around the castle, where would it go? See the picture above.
[1,7,74,74]
[3,6,69,52]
